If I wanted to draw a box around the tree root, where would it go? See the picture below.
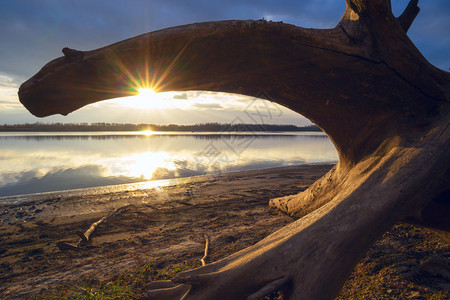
[146,123,449,299]
[247,276,291,300]
[147,281,191,299]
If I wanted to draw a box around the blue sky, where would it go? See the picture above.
[0,0,449,125]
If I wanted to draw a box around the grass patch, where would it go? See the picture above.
[38,258,192,299]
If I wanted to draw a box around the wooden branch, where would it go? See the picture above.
[62,47,84,61]
[200,234,209,266]
[81,207,120,243]
[57,205,129,251]
[398,0,420,32]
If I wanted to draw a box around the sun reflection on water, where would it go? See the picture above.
[118,152,177,180]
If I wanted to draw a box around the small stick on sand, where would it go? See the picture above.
[57,205,130,251]
[200,233,209,266]
[81,207,120,243]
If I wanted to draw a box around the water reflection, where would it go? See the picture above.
[0,132,338,197]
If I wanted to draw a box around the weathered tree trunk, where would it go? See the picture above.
[18,0,449,298]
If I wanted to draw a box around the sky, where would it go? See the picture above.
[0,0,449,126]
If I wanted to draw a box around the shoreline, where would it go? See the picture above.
[0,163,332,206]
[0,164,333,222]
[0,163,448,299]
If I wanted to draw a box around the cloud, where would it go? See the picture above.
[172,93,188,100]
[192,103,223,109]
[0,73,21,109]
[0,73,20,87]
[0,100,16,104]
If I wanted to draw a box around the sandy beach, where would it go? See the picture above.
[0,164,448,299]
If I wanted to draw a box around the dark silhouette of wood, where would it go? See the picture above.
[398,0,420,32]
[18,0,449,298]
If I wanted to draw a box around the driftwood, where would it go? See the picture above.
[200,234,209,267]
[18,0,449,298]
[57,206,127,251]
[81,207,121,242]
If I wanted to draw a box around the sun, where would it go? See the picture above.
[142,129,154,136]
[123,88,171,109]
[138,88,157,97]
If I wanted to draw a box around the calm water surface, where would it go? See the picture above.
[0,131,338,197]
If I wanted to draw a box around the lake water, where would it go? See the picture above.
[0,131,338,197]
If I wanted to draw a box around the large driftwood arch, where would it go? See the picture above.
[18,0,449,299]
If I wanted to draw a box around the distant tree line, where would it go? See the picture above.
[0,122,322,132]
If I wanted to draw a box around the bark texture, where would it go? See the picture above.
[18,0,449,298]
